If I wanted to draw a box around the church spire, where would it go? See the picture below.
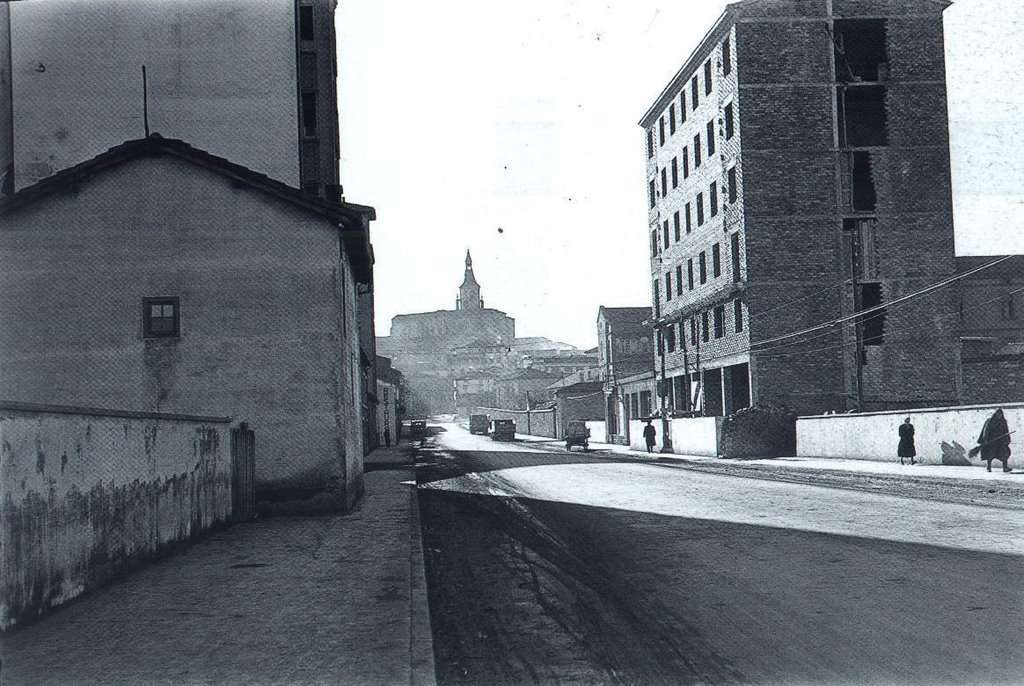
[457,249,482,310]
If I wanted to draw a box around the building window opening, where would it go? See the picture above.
[676,265,684,295]
[701,311,710,342]
[685,203,692,233]
[710,182,719,217]
[650,229,658,257]
[647,129,654,158]
[707,120,716,155]
[724,103,735,140]
[834,19,887,83]
[665,272,673,301]
[713,305,725,339]
[680,92,687,122]
[299,5,315,42]
[858,282,886,346]
[696,193,705,225]
[671,158,679,188]
[1002,292,1017,320]
[687,259,695,290]
[649,179,657,208]
[838,86,888,147]
[704,60,713,94]
[302,91,318,137]
[731,232,741,282]
[728,166,738,203]
[683,148,690,178]
[144,297,180,338]
[694,134,702,167]
[699,251,707,284]
[690,317,698,345]
[851,151,877,211]
[661,167,668,196]
[691,77,700,109]
[663,220,670,249]
[659,116,666,145]
[722,37,732,76]
[669,104,677,134]
[673,211,681,241]
[734,298,744,332]
[712,242,721,277]
[667,324,676,352]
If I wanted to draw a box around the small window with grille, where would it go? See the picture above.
[144,297,180,338]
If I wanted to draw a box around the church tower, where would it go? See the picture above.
[456,250,483,310]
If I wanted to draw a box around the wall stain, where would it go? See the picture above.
[1,420,232,631]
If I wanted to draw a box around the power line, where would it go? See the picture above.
[750,256,1013,349]
[607,256,1015,371]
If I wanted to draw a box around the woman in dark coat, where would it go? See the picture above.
[898,417,916,465]
[977,409,1012,473]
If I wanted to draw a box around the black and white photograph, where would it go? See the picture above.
[1,0,1022,684]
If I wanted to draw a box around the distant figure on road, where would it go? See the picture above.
[384,429,392,447]
[973,408,1012,473]
[643,421,657,453]
[898,417,916,465]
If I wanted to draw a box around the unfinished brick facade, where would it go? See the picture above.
[640,0,961,417]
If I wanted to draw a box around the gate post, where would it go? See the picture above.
[231,424,256,522]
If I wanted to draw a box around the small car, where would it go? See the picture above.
[564,421,591,451]
[491,419,516,441]
[469,414,490,435]
[409,420,427,441]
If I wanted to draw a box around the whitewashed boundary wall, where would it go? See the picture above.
[797,402,1024,465]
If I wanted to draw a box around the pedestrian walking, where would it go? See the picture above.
[643,420,657,453]
[898,417,916,465]
[971,408,1013,472]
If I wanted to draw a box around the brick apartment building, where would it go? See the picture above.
[640,0,961,416]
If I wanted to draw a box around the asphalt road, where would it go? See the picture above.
[415,423,1024,686]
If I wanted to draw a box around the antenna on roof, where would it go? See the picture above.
[141,65,150,137]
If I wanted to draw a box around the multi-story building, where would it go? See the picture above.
[640,0,961,416]
[596,306,654,442]
[1,0,340,199]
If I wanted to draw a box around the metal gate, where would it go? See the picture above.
[231,424,256,522]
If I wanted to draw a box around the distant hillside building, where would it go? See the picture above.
[377,251,516,415]
[640,0,961,416]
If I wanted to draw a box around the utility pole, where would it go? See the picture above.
[680,318,692,413]
[525,390,531,435]
[657,318,673,453]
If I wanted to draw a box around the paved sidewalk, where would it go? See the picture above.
[509,429,1024,483]
[0,444,435,686]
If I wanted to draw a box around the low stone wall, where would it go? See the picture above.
[477,407,556,438]
[719,406,798,458]
[797,402,1024,465]
[629,417,722,456]
[0,402,233,629]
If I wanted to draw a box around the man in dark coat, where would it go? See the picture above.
[898,417,916,465]
[643,420,657,453]
[977,409,1012,473]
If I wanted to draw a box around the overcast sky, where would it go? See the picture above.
[338,0,1024,349]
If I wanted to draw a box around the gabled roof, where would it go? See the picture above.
[1,135,376,282]
[598,306,652,326]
